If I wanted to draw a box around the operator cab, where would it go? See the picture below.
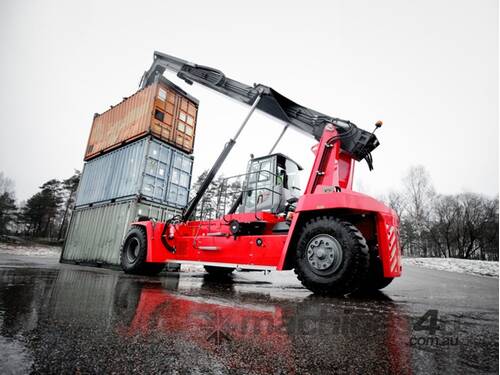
[240,153,302,214]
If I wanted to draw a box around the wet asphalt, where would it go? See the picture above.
[0,253,497,375]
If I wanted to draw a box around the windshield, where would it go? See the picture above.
[285,158,301,192]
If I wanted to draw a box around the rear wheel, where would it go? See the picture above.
[294,217,369,295]
[204,265,235,277]
[120,226,165,275]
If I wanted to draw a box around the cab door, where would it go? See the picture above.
[241,156,279,213]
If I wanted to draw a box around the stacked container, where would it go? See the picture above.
[61,77,198,267]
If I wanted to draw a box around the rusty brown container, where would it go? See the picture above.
[85,77,198,160]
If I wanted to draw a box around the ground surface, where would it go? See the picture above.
[0,250,498,374]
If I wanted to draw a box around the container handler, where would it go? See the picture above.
[120,52,401,295]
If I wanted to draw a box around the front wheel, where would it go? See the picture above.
[120,226,165,275]
[294,217,369,295]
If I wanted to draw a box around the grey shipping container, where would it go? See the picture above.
[61,198,182,266]
[49,269,119,329]
[47,269,180,329]
[75,136,193,209]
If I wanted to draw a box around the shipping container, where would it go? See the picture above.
[76,136,193,209]
[49,269,119,328]
[85,77,199,160]
[61,198,182,266]
[48,269,180,329]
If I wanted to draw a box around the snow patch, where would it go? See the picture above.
[0,243,61,257]
[403,257,498,278]
[180,264,206,272]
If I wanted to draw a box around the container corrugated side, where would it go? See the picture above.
[47,270,180,329]
[84,77,199,160]
[61,198,182,266]
[49,269,119,328]
[85,83,156,161]
[75,136,194,208]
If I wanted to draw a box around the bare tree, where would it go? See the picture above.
[385,166,498,260]
[190,171,244,220]
[419,192,498,260]
[0,172,14,195]
[57,171,81,240]
[429,195,460,257]
[478,196,499,260]
[402,165,435,256]
[383,190,406,220]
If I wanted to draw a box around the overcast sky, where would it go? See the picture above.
[0,0,498,202]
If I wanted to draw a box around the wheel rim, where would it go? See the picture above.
[126,238,140,263]
[306,234,343,272]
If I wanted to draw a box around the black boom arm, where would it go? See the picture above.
[140,51,380,163]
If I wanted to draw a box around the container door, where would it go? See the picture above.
[136,201,182,221]
[150,84,177,143]
[173,97,197,154]
[141,139,172,203]
[166,151,193,208]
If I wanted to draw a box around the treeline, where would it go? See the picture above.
[190,166,498,260]
[0,165,498,260]
[189,170,242,220]
[382,166,498,260]
[0,171,80,241]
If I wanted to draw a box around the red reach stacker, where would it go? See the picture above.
[120,52,401,295]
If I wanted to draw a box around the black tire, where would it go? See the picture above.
[120,226,165,275]
[360,254,394,291]
[204,265,235,277]
[294,217,369,295]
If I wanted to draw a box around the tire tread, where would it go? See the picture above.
[120,225,164,276]
[294,216,369,295]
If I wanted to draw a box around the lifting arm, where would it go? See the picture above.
[141,51,380,166]
[181,93,263,222]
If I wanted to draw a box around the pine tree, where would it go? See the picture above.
[23,179,63,237]
[0,192,16,235]
[58,171,81,240]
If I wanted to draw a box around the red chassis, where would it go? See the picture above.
[129,125,401,285]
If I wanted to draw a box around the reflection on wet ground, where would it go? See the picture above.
[0,255,497,374]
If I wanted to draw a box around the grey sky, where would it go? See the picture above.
[0,0,498,202]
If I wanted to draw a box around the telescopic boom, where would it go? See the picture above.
[140,51,380,164]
